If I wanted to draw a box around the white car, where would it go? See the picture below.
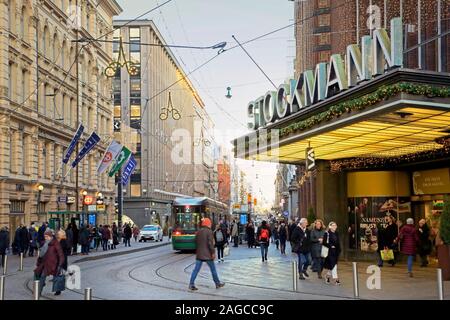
[139,225,163,242]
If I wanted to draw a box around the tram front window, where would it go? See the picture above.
[175,206,203,233]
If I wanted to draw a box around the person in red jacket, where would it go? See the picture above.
[395,218,419,277]
[34,229,65,296]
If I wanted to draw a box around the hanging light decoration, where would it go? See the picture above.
[105,37,139,78]
[225,87,232,99]
[160,92,181,120]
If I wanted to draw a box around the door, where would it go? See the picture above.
[9,215,25,243]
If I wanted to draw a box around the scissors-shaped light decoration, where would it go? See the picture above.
[160,92,181,121]
[105,37,139,78]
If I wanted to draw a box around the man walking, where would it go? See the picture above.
[291,218,312,280]
[231,220,239,247]
[188,218,225,291]
[257,221,271,262]
[124,223,132,247]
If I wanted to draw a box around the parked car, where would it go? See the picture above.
[139,225,163,242]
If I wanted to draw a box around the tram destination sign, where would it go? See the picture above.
[247,17,403,130]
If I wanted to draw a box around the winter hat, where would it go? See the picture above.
[201,218,212,228]
[406,218,414,225]
[44,228,54,237]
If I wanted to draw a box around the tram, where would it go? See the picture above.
[171,197,229,251]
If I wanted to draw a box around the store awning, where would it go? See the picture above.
[233,71,450,164]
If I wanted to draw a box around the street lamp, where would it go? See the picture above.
[37,185,44,216]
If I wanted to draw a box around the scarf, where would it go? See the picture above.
[39,239,51,258]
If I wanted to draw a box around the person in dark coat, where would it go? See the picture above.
[289,218,299,251]
[418,219,432,267]
[13,226,21,255]
[383,215,398,266]
[19,226,30,256]
[214,224,228,262]
[124,223,132,247]
[256,221,271,262]
[71,222,79,255]
[55,230,70,296]
[102,225,111,251]
[291,218,312,280]
[78,225,90,255]
[34,229,64,296]
[395,218,419,277]
[37,222,47,248]
[65,225,73,255]
[273,223,280,250]
[112,223,119,249]
[278,222,289,255]
[310,219,325,278]
[245,222,255,248]
[28,225,38,257]
[188,218,224,291]
[0,227,10,269]
[322,221,341,285]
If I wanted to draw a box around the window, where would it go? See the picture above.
[9,134,13,172]
[23,134,29,175]
[8,63,12,99]
[61,41,66,68]
[130,105,141,118]
[114,105,121,118]
[318,14,330,27]
[318,33,330,46]
[61,94,65,122]
[130,79,141,92]
[20,7,25,38]
[319,51,331,62]
[43,27,49,55]
[318,0,329,8]
[10,201,25,214]
[21,69,27,102]
[130,184,141,197]
[53,89,58,119]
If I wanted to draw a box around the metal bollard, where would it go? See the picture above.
[84,287,92,300]
[352,262,359,298]
[2,255,7,275]
[437,268,444,300]
[33,280,40,300]
[19,252,24,271]
[292,261,298,292]
[0,275,5,300]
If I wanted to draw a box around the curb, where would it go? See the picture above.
[71,241,171,263]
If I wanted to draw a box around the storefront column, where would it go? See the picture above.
[315,160,347,251]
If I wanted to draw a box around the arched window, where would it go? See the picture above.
[61,40,66,68]
[53,34,58,61]
[43,26,49,55]
[20,7,25,38]
[8,1,15,33]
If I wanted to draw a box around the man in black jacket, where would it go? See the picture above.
[291,218,312,280]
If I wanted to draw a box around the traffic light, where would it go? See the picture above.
[247,193,252,204]
[114,201,119,214]
[254,198,257,206]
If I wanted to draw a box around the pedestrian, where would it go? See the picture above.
[37,222,47,248]
[102,225,111,251]
[256,220,271,262]
[188,218,225,291]
[322,221,341,285]
[291,218,312,280]
[112,223,119,249]
[20,225,30,257]
[310,219,325,278]
[55,230,70,296]
[28,224,38,257]
[418,219,432,267]
[0,226,9,269]
[395,218,419,277]
[214,224,227,262]
[231,220,239,247]
[133,225,140,242]
[273,223,280,250]
[34,229,64,296]
[65,224,73,256]
[278,222,289,254]
[124,223,132,247]
[71,222,79,255]
[245,221,255,248]
[289,218,298,251]
[78,225,90,255]
[384,215,398,266]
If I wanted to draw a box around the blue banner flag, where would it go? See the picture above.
[121,155,137,186]
[71,132,101,168]
[62,124,84,164]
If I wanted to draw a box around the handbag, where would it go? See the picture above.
[321,246,329,258]
[224,245,230,257]
[380,249,394,261]
[52,274,66,292]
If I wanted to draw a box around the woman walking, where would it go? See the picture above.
[310,219,325,278]
[214,224,227,262]
[245,222,255,248]
[34,229,64,296]
[55,230,70,296]
[133,225,140,242]
[278,222,289,255]
[395,218,419,277]
[322,222,341,285]
[418,219,432,267]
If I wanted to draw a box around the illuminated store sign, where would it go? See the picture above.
[248,17,403,130]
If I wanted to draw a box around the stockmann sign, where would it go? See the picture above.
[247,17,403,131]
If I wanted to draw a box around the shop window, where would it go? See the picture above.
[130,184,141,197]
[130,79,141,92]
[130,105,141,118]
[114,105,121,118]
[10,200,25,213]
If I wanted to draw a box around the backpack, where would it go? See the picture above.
[216,230,224,243]
[259,228,269,242]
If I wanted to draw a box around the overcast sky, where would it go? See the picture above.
[115,0,295,206]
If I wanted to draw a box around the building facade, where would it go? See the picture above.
[0,0,122,236]
[112,20,217,230]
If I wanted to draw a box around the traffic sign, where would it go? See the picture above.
[96,204,106,211]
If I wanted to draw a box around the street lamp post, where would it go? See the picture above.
[37,185,44,217]
[82,190,88,225]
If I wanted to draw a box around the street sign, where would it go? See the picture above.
[96,204,106,211]
[283,211,289,217]
[84,196,94,205]
[57,196,67,203]
[306,147,315,171]
[67,196,76,204]
[233,204,241,209]
[88,205,97,212]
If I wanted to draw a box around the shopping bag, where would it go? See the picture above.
[52,274,66,293]
[321,246,329,258]
[224,245,230,257]
[381,249,394,261]
[77,244,82,254]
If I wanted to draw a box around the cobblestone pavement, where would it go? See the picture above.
[1,238,448,300]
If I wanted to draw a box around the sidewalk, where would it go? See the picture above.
[196,242,450,300]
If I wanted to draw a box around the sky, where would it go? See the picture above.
[115,0,295,207]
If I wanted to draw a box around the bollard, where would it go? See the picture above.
[352,262,359,298]
[33,280,40,300]
[2,255,7,275]
[437,268,444,300]
[0,275,5,300]
[84,287,92,300]
[19,252,24,271]
[292,261,298,292]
